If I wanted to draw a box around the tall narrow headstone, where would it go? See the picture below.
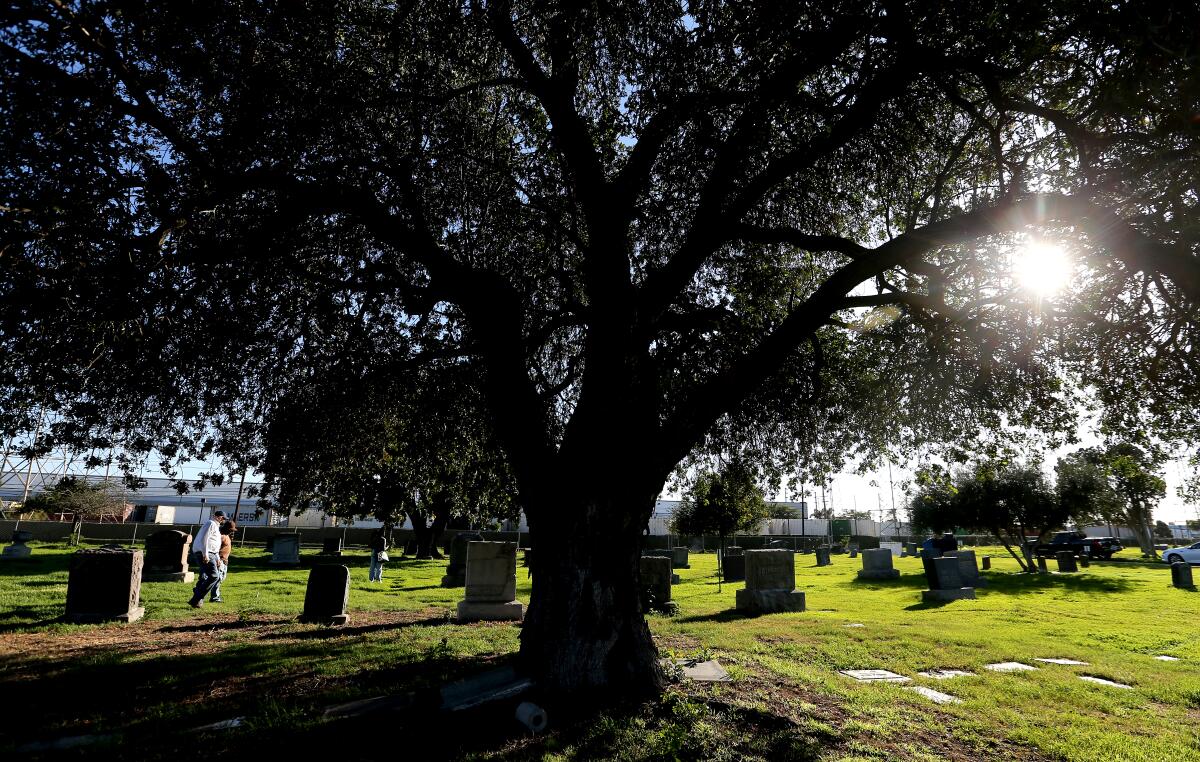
[640,555,677,613]
[441,531,484,587]
[1,529,34,559]
[142,530,194,582]
[1078,555,1090,568]
[1171,562,1194,589]
[721,546,745,582]
[65,547,145,623]
[270,533,301,566]
[981,555,992,570]
[736,549,806,614]
[921,556,975,602]
[321,537,343,557]
[1056,552,1078,573]
[299,564,350,625]
[905,542,919,557]
[456,542,524,621]
[815,546,832,566]
[857,548,900,580]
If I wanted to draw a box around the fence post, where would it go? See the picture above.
[130,521,139,547]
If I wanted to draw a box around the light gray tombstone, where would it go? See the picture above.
[142,530,194,582]
[640,555,677,613]
[1056,551,1078,573]
[879,541,902,557]
[1,529,33,559]
[921,556,976,603]
[457,541,524,622]
[736,549,806,614]
[300,564,350,625]
[441,531,485,587]
[671,546,690,569]
[270,533,301,566]
[65,547,145,623]
[815,546,832,566]
[954,549,984,587]
[857,548,900,580]
[1171,562,1194,589]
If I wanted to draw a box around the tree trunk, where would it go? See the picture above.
[993,526,1029,572]
[1127,504,1157,558]
[70,514,83,545]
[409,509,433,559]
[519,490,663,701]
[427,498,449,559]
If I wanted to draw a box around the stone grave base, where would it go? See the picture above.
[2,546,32,559]
[269,560,301,568]
[440,574,465,588]
[735,588,806,615]
[457,600,525,622]
[671,573,681,584]
[648,601,680,615]
[66,606,145,624]
[143,571,194,583]
[922,587,976,602]
[299,612,350,626]
[857,569,900,580]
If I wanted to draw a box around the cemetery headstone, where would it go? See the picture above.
[848,546,858,559]
[905,541,919,557]
[65,547,145,623]
[640,555,677,613]
[815,546,832,566]
[1078,555,1090,568]
[142,530,194,582]
[321,537,343,556]
[981,555,992,570]
[736,549,806,614]
[857,548,900,580]
[270,533,301,566]
[953,549,984,587]
[441,531,485,587]
[671,546,690,569]
[1,529,34,559]
[721,546,745,582]
[921,556,976,602]
[1056,551,1078,573]
[299,564,350,625]
[1171,561,1194,589]
[879,541,902,557]
[456,541,524,621]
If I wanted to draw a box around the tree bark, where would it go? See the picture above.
[518,489,664,701]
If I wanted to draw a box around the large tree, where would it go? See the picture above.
[2,2,1198,697]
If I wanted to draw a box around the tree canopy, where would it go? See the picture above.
[2,1,1198,695]
[671,461,768,539]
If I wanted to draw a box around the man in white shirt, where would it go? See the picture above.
[188,511,226,608]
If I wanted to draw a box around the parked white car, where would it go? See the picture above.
[1162,542,1200,565]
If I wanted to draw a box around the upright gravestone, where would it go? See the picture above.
[1,529,34,559]
[642,549,681,583]
[848,545,859,559]
[815,546,832,566]
[270,533,301,566]
[905,541,919,557]
[953,549,984,587]
[321,537,343,557]
[879,541,903,557]
[440,531,485,587]
[457,541,524,622]
[299,564,350,625]
[1171,562,1194,589]
[142,530,194,582]
[640,555,677,613]
[671,547,690,569]
[721,546,745,582]
[1078,555,1090,568]
[736,549,806,614]
[981,555,992,570]
[65,547,146,623]
[1056,551,1078,573]
[857,548,900,580]
[921,556,976,602]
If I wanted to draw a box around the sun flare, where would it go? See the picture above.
[1013,242,1072,297]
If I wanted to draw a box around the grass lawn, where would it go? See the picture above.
[0,541,1197,761]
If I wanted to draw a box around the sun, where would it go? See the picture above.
[1012,241,1072,297]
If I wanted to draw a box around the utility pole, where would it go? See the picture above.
[887,461,898,534]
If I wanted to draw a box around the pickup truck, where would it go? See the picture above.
[1032,532,1123,560]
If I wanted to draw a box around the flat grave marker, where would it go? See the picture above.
[1078,675,1133,689]
[985,662,1037,673]
[906,686,961,704]
[840,669,910,683]
[1034,658,1089,666]
[918,669,974,680]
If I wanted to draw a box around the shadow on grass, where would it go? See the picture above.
[262,615,449,641]
[158,618,283,633]
[673,609,753,625]
[983,571,1134,595]
[394,584,442,592]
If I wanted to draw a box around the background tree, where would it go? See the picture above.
[21,477,128,543]
[671,462,768,568]
[2,2,1198,696]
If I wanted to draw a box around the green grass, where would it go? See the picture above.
[1,542,1197,761]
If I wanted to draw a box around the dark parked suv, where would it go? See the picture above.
[1034,532,1123,559]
